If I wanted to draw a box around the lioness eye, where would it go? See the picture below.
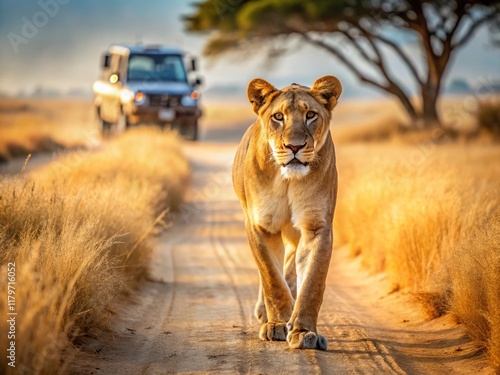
[273,112,284,121]
[306,111,317,119]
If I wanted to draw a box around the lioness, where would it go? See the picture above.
[232,75,341,350]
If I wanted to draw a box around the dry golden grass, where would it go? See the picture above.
[331,96,486,144]
[331,96,500,366]
[476,98,500,137]
[334,142,500,366]
[0,127,190,374]
[0,99,96,162]
[200,98,254,127]
[449,211,500,365]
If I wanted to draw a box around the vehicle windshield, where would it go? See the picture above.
[127,54,187,83]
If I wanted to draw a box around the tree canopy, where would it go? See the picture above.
[184,0,500,126]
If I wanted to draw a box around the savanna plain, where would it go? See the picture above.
[0,95,499,374]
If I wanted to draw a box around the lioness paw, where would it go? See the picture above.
[259,322,287,341]
[287,331,328,350]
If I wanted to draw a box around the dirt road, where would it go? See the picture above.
[70,136,493,375]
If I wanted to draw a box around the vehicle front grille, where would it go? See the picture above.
[148,94,182,107]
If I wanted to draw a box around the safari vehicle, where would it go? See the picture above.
[93,44,202,140]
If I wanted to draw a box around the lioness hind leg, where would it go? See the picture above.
[259,322,287,341]
[254,277,267,323]
[282,224,300,299]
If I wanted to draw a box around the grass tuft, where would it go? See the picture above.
[476,99,500,137]
[334,143,500,366]
[449,210,500,366]
[0,99,95,162]
[0,127,190,374]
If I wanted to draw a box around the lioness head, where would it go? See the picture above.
[247,75,342,180]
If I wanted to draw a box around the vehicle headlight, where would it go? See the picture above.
[181,94,197,107]
[134,91,148,106]
[120,89,134,103]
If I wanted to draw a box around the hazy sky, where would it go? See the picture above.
[0,0,499,99]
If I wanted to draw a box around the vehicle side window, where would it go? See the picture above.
[101,54,112,81]
[119,55,128,81]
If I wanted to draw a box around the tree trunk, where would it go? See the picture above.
[392,84,441,129]
[386,83,419,124]
[420,86,441,127]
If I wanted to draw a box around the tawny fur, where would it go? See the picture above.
[232,75,342,350]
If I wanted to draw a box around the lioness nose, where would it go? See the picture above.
[285,143,306,154]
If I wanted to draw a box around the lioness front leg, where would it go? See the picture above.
[246,225,294,341]
[255,226,298,324]
[286,226,333,350]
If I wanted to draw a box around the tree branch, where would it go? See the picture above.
[299,31,418,119]
[342,23,403,87]
[340,29,378,65]
[359,29,393,83]
[374,34,424,85]
[344,27,399,89]
[445,3,467,41]
[353,20,424,87]
[341,25,418,105]
[451,10,499,49]
[299,32,388,92]
[359,30,419,119]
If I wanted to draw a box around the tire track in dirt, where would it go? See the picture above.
[208,202,253,374]
[70,141,494,375]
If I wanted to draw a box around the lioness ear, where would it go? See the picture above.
[247,78,278,114]
[309,75,342,112]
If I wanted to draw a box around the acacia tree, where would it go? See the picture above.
[184,0,500,127]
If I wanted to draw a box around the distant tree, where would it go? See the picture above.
[184,0,500,127]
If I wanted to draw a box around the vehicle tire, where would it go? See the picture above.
[162,122,173,132]
[116,112,129,134]
[182,121,198,141]
[97,109,112,138]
